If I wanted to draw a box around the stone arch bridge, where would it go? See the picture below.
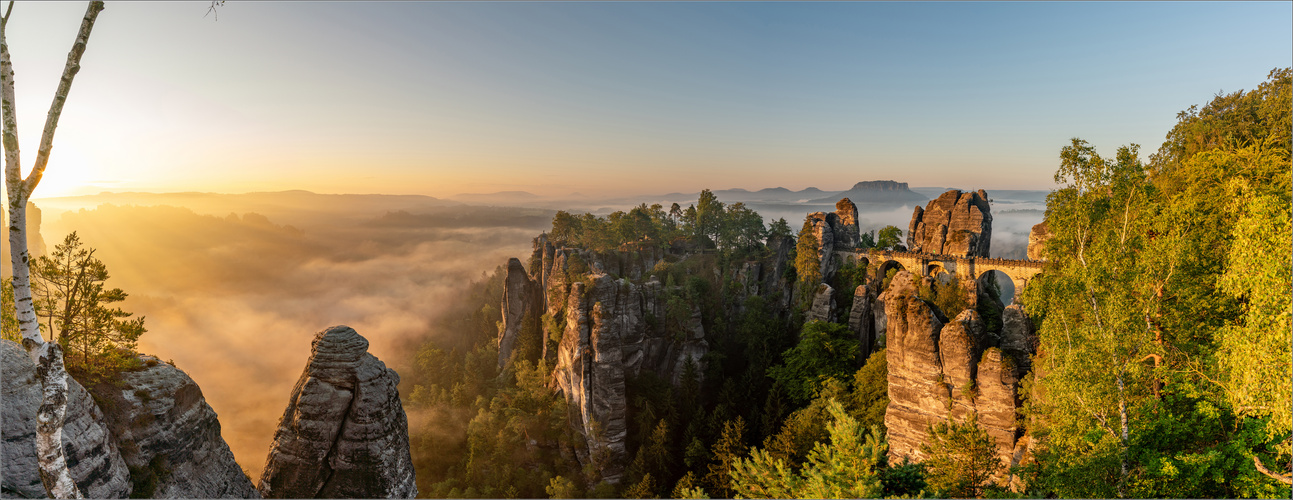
[842,249,1045,303]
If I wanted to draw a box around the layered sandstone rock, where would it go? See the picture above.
[847,281,876,357]
[880,271,1026,471]
[552,274,709,485]
[499,257,543,368]
[2,340,256,499]
[105,355,260,499]
[1027,221,1053,261]
[258,326,416,499]
[2,340,131,499]
[803,199,865,283]
[805,283,836,323]
[907,190,993,257]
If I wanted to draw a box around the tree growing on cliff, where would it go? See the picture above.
[2,2,105,497]
[32,232,146,382]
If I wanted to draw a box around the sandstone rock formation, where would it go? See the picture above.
[804,283,836,323]
[2,340,130,499]
[1027,221,1053,261]
[880,271,1026,471]
[3,340,256,499]
[259,326,416,499]
[499,257,543,368]
[803,199,865,283]
[907,189,993,257]
[847,281,876,357]
[103,355,260,499]
[551,272,709,485]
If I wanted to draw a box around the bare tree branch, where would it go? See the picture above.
[2,2,13,27]
[1253,455,1292,486]
[205,0,225,21]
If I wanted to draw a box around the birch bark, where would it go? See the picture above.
[0,2,104,498]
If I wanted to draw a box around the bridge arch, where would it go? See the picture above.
[976,269,1016,305]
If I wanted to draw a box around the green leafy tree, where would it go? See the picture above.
[767,321,861,404]
[919,414,1002,498]
[875,225,903,251]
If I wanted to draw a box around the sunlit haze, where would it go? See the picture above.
[2,1,1288,199]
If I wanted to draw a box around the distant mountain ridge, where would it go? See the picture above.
[807,180,928,204]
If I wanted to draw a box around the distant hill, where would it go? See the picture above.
[807,180,928,204]
[714,186,835,202]
[33,190,460,225]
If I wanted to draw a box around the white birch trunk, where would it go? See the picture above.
[1,2,104,498]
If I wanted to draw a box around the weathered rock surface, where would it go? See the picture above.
[1027,221,1053,261]
[2,340,130,499]
[259,326,416,499]
[847,281,876,357]
[880,271,1026,473]
[552,272,709,485]
[3,339,257,499]
[834,198,861,249]
[804,199,869,283]
[499,257,543,368]
[805,283,836,323]
[104,355,260,499]
[907,189,993,257]
[999,304,1038,374]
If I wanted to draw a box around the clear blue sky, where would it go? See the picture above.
[6,1,1290,197]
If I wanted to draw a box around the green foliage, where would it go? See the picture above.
[768,321,860,405]
[875,225,903,251]
[703,416,746,498]
[30,232,145,383]
[917,275,969,320]
[828,260,868,315]
[1214,179,1292,444]
[1,278,17,342]
[919,414,1002,498]
[767,218,793,241]
[848,350,889,433]
[793,220,822,306]
[128,455,170,499]
[731,400,886,499]
[1021,68,1293,497]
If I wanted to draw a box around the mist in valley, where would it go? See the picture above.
[21,187,1043,478]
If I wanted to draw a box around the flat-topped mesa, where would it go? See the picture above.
[852,180,911,192]
[908,189,993,257]
[258,326,416,499]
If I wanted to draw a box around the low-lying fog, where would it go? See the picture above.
[20,187,1043,477]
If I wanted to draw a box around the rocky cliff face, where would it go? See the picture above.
[498,257,544,368]
[102,355,260,499]
[880,271,1033,471]
[907,189,993,257]
[510,233,795,485]
[2,340,256,499]
[2,340,130,499]
[804,199,863,282]
[1027,221,1053,261]
[258,326,416,499]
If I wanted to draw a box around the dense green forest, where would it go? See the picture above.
[399,68,1290,499]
